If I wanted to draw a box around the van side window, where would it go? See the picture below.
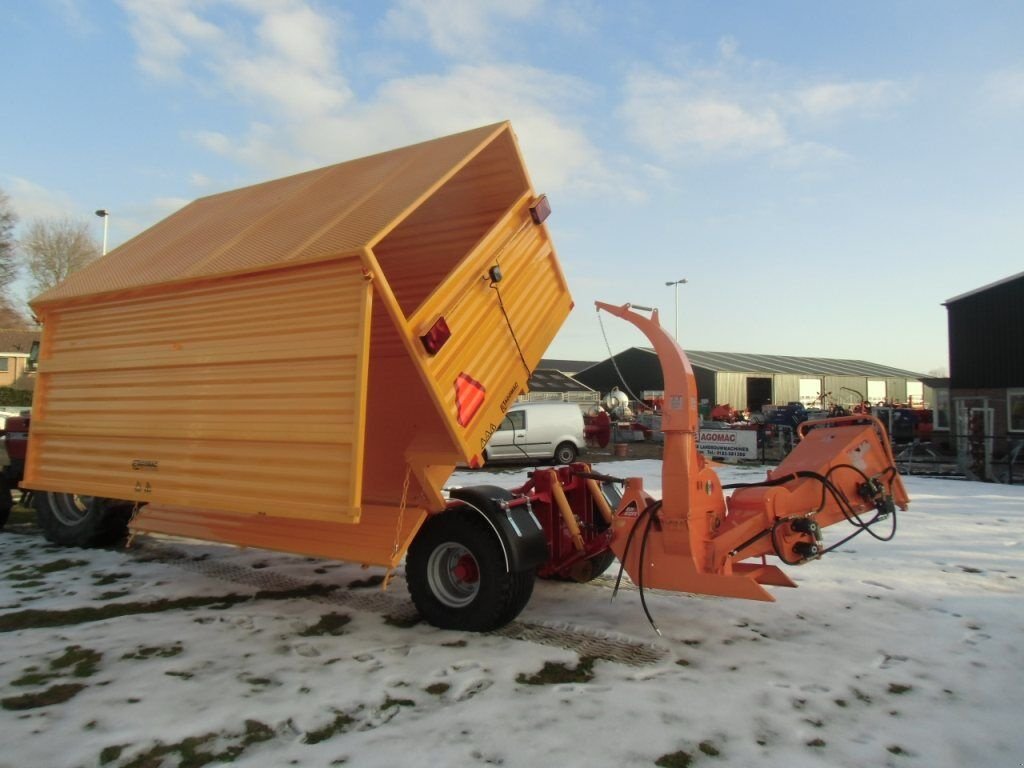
[497,410,525,431]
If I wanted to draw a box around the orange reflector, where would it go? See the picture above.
[455,373,486,427]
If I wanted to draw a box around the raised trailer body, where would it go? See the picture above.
[24,123,571,570]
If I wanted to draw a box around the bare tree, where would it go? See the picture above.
[0,188,18,294]
[0,294,28,328]
[19,217,100,296]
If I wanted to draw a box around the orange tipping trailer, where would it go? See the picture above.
[24,122,571,576]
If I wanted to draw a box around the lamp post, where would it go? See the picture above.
[665,278,688,340]
[95,209,109,255]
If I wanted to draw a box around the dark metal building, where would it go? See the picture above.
[944,271,1024,474]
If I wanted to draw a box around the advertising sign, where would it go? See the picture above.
[697,428,758,461]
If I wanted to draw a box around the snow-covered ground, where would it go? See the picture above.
[1,461,1022,768]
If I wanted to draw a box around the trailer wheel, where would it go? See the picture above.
[407,507,534,632]
[553,441,578,464]
[34,492,133,547]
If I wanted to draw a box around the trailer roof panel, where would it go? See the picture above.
[33,122,508,306]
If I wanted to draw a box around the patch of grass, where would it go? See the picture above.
[888,683,912,695]
[348,574,385,589]
[12,579,46,589]
[806,738,827,748]
[120,719,275,768]
[383,612,420,628]
[304,712,355,745]
[698,740,720,757]
[887,744,908,755]
[424,682,450,696]
[655,749,693,767]
[165,670,194,680]
[99,745,125,765]
[675,659,690,667]
[299,612,351,637]
[51,645,103,677]
[122,643,184,660]
[442,639,467,648]
[92,572,132,586]
[381,695,415,711]
[0,584,339,632]
[516,656,596,685]
[2,683,86,710]
[12,671,54,687]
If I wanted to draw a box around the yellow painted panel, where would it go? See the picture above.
[25,259,372,523]
[132,503,427,568]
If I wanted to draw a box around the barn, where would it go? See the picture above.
[573,347,930,415]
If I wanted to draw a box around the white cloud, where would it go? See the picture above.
[120,0,350,119]
[621,72,787,157]
[119,0,225,79]
[794,80,906,118]
[619,46,907,167]
[2,176,81,222]
[381,0,542,60]
[983,66,1024,109]
[120,1,624,197]
[290,64,620,195]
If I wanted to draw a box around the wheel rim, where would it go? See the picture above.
[48,492,94,526]
[426,542,481,608]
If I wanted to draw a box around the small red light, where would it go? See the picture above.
[530,194,551,224]
[420,316,451,355]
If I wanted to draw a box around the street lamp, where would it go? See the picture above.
[95,209,109,255]
[665,278,688,340]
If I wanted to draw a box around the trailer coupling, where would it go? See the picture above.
[594,302,909,629]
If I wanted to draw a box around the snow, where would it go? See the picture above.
[2,461,1023,768]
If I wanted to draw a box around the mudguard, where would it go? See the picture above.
[448,485,549,573]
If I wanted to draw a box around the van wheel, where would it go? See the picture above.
[553,442,577,464]
[34,492,133,547]
[407,507,533,632]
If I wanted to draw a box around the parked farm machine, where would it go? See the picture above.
[14,123,908,632]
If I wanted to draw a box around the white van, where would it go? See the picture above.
[483,402,585,464]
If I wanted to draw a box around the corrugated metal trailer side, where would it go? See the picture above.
[24,122,571,567]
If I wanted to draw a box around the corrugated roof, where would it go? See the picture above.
[33,122,508,306]
[528,369,595,393]
[637,347,925,379]
[537,358,598,375]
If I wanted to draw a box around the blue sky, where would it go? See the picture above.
[3,1,1023,374]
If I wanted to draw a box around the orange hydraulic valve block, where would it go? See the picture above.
[595,302,909,610]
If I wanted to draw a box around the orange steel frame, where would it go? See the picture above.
[594,302,909,602]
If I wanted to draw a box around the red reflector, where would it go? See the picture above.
[420,316,451,355]
[455,373,486,427]
[530,194,551,224]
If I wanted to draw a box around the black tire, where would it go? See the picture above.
[34,492,132,547]
[0,480,11,530]
[553,441,578,464]
[407,504,535,632]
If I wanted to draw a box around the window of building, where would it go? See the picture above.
[934,389,950,431]
[0,357,9,373]
[1009,390,1024,433]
